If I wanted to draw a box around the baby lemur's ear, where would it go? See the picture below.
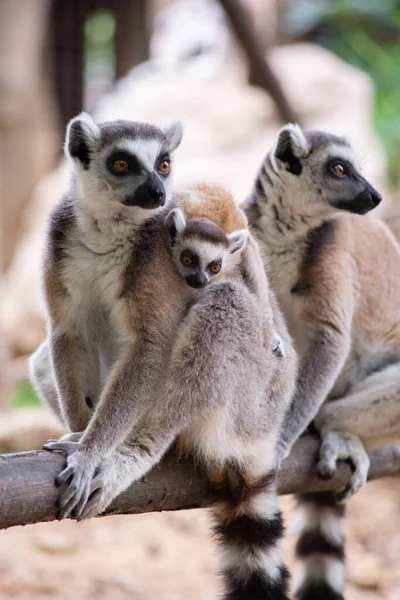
[65,112,100,169]
[166,208,186,246]
[161,120,184,152]
[227,229,249,254]
[275,123,311,176]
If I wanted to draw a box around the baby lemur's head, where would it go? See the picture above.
[65,112,183,220]
[166,208,248,289]
[255,124,382,218]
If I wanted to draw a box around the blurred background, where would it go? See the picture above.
[0,1,399,598]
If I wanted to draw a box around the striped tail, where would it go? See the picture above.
[214,472,290,600]
[293,492,345,600]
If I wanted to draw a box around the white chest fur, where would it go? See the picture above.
[61,237,132,346]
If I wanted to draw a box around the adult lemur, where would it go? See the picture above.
[243,124,400,600]
[30,113,297,599]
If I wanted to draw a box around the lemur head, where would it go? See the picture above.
[263,124,381,217]
[65,112,183,219]
[166,208,248,289]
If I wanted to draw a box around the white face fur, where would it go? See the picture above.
[65,112,183,228]
[166,208,248,289]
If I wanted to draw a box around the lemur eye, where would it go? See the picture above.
[158,159,170,175]
[333,163,345,177]
[113,159,129,173]
[182,255,192,266]
[210,264,221,274]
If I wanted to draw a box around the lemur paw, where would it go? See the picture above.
[51,451,97,520]
[44,432,84,446]
[316,429,370,503]
[77,472,117,520]
[43,440,80,455]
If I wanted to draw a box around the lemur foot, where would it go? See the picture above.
[44,431,84,445]
[43,440,97,520]
[316,429,370,503]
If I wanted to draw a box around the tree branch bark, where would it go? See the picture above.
[0,435,399,530]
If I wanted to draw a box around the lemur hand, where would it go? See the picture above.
[316,429,370,503]
[43,440,98,520]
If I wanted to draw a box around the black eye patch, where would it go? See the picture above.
[180,250,199,268]
[106,152,141,176]
[326,157,357,180]
[207,259,222,272]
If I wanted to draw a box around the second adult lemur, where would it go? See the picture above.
[47,207,297,600]
[243,124,400,600]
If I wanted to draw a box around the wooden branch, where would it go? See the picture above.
[218,0,301,125]
[0,435,399,530]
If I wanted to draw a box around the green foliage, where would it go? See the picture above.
[284,0,400,187]
[84,10,116,97]
[10,379,40,409]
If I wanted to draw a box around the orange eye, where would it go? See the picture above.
[210,264,221,274]
[113,159,129,173]
[158,159,170,174]
[182,255,192,266]
[333,163,345,177]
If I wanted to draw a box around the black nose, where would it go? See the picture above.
[370,189,382,208]
[148,184,165,204]
[186,274,207,289]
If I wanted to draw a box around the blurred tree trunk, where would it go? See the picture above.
[0,0,59,274]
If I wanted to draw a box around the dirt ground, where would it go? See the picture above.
[0,476,399,600]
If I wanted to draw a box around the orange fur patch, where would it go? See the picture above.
[179,184,248,234]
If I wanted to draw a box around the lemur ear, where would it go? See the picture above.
[275,123,310,176]
[161,120,184,152]
[227,229,249,254]
[166,208,186,246]
[65,112,100,169]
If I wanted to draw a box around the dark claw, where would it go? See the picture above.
[344,457,356,473]
[336,483,352,503]
[55,466,75,488]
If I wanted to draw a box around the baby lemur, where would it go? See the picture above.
[167,207,284,356]
[243,124,400,600]
[47,206,297,599]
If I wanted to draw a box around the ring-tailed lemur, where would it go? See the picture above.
[243,124,400,600]
[30,111,293,535]
[47,206,297,599]
[29,112,185,432]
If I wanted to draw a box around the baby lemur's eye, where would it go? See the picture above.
[210,263,221,274]
[158,159,171,175]
[113,159,129,173]
[182,255,193,266]
[332,162,346,178]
